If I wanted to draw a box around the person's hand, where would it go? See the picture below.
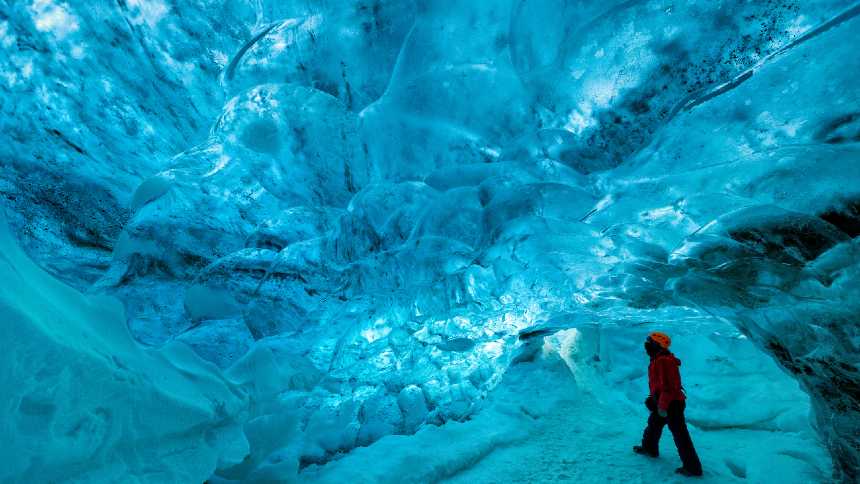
[645,396,657,412]
[658,408,668,418]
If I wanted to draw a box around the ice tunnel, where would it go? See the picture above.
[1,0,859,482]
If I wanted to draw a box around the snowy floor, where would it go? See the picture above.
[303,337,832,484]
[441,390,823,484]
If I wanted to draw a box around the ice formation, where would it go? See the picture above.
[1,0,858,482]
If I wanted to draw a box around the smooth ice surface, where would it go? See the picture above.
[2,0,859,482]
[0,213,247,483]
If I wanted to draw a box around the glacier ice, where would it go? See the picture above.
[0,212,247,482]
[1,0,859,482]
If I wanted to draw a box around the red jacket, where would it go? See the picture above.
[648,352,686,411]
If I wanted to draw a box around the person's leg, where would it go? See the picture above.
[639,410,667,455]
[666,401,703,475]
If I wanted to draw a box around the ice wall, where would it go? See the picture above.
[2,0,859,481]
[0,212,248,482]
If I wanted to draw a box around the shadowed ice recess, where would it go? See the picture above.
[1,0,859,482]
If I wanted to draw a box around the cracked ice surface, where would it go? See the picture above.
[1,0,859,482]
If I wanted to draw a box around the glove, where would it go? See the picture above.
[658,408,668,418]
[645,396,657,412]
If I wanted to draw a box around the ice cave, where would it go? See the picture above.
[1,0,859,482]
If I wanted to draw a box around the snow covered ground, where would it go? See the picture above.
[442,376,828,484]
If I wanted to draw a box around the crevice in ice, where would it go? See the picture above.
[819,198,860,239]
[223,22,280,83]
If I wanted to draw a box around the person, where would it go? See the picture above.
[633,331,703,477]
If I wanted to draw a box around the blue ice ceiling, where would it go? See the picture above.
[1,0,859,482]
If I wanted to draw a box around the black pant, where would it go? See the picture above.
[641,400,702,473]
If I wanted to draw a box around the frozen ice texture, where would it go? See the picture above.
[0,213,247,482]
[1,0,859,482]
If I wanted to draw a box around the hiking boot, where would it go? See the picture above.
[675,467,703,477]
[632,445,658,458]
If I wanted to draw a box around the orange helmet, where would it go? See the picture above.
[647,331,671,349]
